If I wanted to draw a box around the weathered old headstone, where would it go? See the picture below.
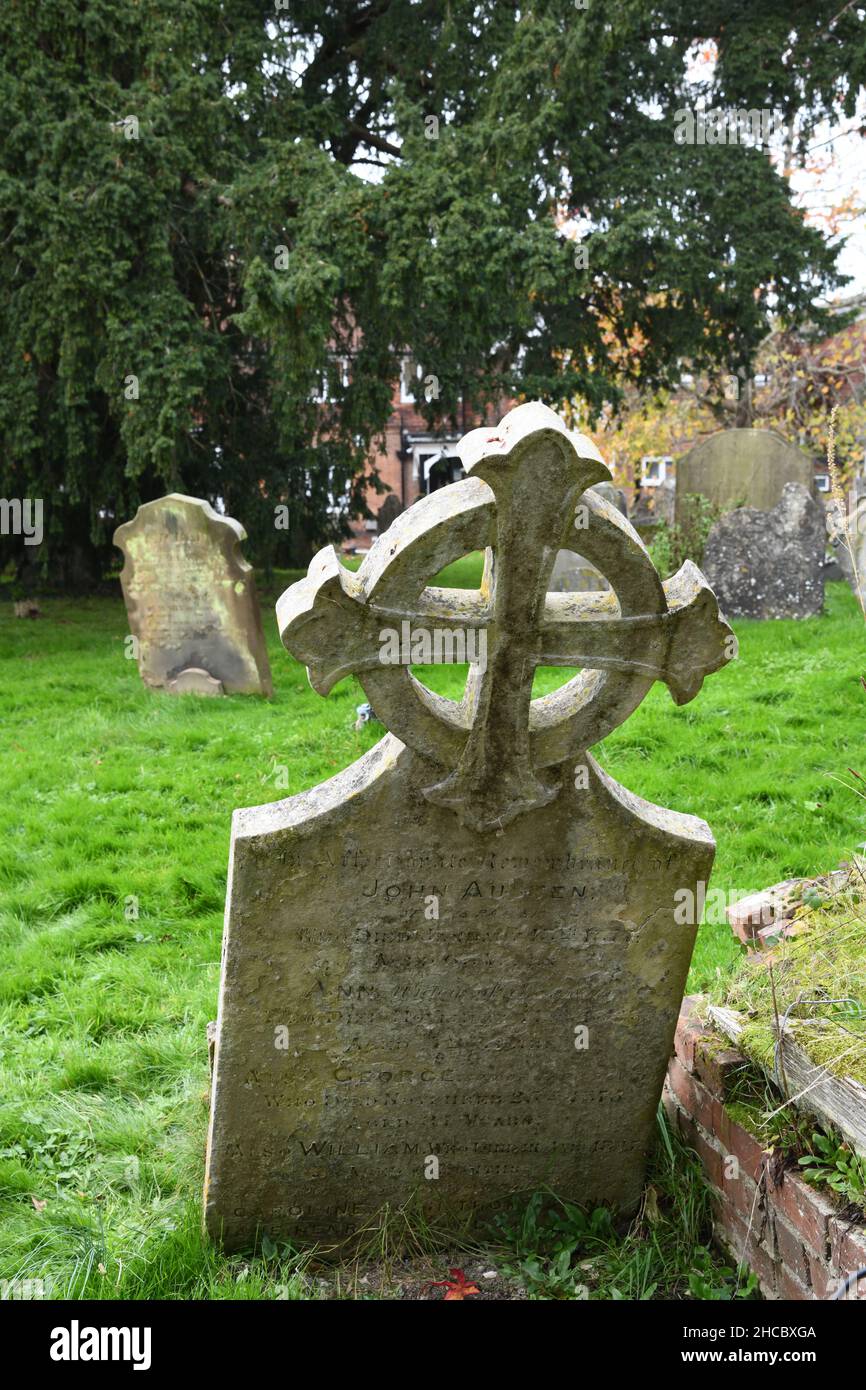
[205,402,734,1250]
[592,480,629,517]
[376,494,405,535]
[828,493,866,610]
[701,482,825,619]
[166,667,225,697]
[548,483,625,593]
[548,551,610,593]
[114,494,272,696]
[675,427,814,527]
[632,478,675,547]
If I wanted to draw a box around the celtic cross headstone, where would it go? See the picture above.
[205,402,735,1249]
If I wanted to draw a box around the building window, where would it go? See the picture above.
[400,357,424,404]
[312,357,350,404]
[406,438,464,494]
[420,454,464,494]
[640,455,672,487]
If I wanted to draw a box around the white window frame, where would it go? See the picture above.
[400,356,424,404]
[640,455,672,487]
[312,356,350,404]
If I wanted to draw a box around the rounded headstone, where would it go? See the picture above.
[376,494,405,535]
[676,428,814,527]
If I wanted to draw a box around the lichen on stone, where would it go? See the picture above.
[710,865,866,1087]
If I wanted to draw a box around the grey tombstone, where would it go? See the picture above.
[549,482,626,593]
[591,480,629,517]
[376,494,405,535]
[821,555,845,584]
[205,402,734,1250]
[828,494,866,609]
[632,478,675,547]
[548,551,610,593]
[166,667,225,697]
[701,482,825,619]
[114,494,272,696]
[675,428,814,527]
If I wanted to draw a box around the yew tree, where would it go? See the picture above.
[0,0,861,584]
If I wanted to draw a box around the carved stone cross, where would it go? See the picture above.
[205,402,736,1250]
[279,402,734,831]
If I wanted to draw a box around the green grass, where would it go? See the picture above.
[0,567,863,1299]
[710,867,866,1086]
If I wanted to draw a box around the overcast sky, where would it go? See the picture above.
[787,95,866,300]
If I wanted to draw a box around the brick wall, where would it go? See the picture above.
[344,384,510,552]
[664,997,866,1300]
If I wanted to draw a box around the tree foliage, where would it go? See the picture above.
[0,0,860,586]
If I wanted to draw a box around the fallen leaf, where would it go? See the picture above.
[422,1267,481,1300]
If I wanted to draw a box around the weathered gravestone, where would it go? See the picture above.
[701,482,825,620]
[167,667,225,697]
[675,428,814,527]
[204,402,734,1250]
[114,494,272,696]
[376,494,405,535]
[828,493,866,610]
[549,482,626,594]
[633,477,675,533]
[591,480,629,517]
[548,550,610,593]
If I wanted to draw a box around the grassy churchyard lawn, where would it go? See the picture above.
[1,560,864,1300]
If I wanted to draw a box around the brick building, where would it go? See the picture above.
[344,359,510,553]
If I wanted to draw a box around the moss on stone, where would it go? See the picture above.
[707,868,866,1088]
[723,1099,768,1141]
[736,1023,777,1075]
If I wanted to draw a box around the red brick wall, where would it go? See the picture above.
[344,385,509,551]
[665,998,866,1300]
